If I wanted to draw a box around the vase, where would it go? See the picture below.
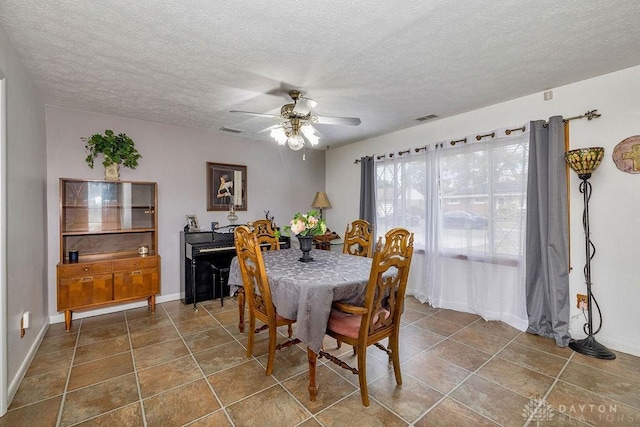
[297,235,314,262]
[104,163,120,181]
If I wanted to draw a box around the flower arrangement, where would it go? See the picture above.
[285,210,327,237]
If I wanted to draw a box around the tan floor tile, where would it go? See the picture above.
[37,331,78,354]
[126,312,172,334]
[467,319,522,341]
[45,321,78,338]
[514,332,574,358]
[546,380,640,425]
[129,323,180,349]
[325,348,393,386]
[498,342,568,377]
[450,326,510,355]
[125,305,163,321]
[476,358,555,399]
[25,348,73,377]
[255,344,310,381]
[74,402,144,426]
[415,397,499,426]
[133,337,190,370]
[226,385,309,427]
[159,299,195,313]
[187,409,233,426]
[207,359,277,405]
[433,308,481,326]
[403,297,440,315]
[77,322,128,347]
[68,352,134,391]
[138,355,203,398]
[398,324,446,350]
[9,369,67,409]
[166,306,211,323]
[368,373,444,423]
[174,315,221,336]
[400,308,428,324]
[74,334,130,365]
[570,349,640,383]
[427,339,492,371]
[143,379,220,427]
[182,326,235,353]
[404,352,471,393]
[0,396,62,427]
[193,341,249,375]
[315,393,408,426]
[283,365,357,414]
[450,374,532,426]
[61,373,139,425]
[413,316,465,337]
[560,361,640,409]
[212,309,241,327]
[80,311,126,330]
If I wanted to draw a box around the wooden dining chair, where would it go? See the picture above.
[251,219,281,251]
[234,225,299,376]
[342,219,373,257]
[236,219,281,333]
[321,227,414,406]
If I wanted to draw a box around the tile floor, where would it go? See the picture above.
[2,296,639,426]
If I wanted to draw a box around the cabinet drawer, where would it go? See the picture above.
[58,262,112,279]
[113,267,159,299]
[58,274,113,310]
[112,256,158,272]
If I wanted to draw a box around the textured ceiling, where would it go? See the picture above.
[1,1,640,149]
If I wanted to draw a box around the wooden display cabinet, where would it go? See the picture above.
[56,178,161,330]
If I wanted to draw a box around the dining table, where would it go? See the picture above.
[227,247,374,401]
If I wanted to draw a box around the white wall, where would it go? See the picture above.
[326,65,640,356]
[45,106,325,320]
[0,24,48,406]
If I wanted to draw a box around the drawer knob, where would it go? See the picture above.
[83,267,89,272]
[82,276,93,281]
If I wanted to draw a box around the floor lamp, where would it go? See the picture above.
[564,147,616,360]
[311,191,332,220]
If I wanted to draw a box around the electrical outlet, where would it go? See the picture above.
[576,294,588,310]
[20,318,25,338]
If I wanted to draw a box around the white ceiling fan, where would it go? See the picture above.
[230,90,361,150]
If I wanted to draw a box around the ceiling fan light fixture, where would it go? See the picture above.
[270,127,287,145]
[287,133,305,151]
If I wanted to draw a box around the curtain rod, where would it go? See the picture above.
[354,108,601,163]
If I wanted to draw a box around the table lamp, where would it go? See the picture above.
[311,191,331,219]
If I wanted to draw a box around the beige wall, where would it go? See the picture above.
[45,106,326,322]
[0,23,48,401]
[326,65,640,356]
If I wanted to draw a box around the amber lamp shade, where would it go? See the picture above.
[564,147,604,179]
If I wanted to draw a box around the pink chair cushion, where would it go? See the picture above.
[327,307,390,338]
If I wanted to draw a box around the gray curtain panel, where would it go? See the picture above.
[525,116,571,346]
[359,156,376,226]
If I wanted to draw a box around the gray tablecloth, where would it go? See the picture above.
[228,248,373,353]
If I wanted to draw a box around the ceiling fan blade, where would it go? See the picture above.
[229,110,281,119]
[315,115,361,126]
[252,123,285,134]
[293,97,318,115]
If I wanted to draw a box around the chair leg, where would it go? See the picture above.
[287,323,293,338]
[266,325,277,376]
[246,314,256,359]
[237,288,245,333]
[357,344,369,407]
[390,334,402,385]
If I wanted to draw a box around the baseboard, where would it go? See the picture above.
[48,292,182,325]
[7,321,48,405]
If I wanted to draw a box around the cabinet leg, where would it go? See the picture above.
[148,295,156,313]
[238,287,245,333]
[64,310,72,331]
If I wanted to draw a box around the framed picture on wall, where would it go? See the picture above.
[206,162,247,211]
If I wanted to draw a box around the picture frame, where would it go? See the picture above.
[185,214,200,232]
[206,162,247,211]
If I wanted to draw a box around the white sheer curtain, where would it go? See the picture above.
[375,126,530,330]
